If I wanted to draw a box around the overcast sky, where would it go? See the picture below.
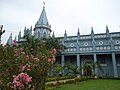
[0,0,120,44]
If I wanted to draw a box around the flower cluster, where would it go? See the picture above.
[51,48,57,55]
[13,72,32,89]
[48,48,56,63]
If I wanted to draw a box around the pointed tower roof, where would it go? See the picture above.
[106,25,110,37]
[91,26,94,39]
[34,3,51,31]
[91,26,94,34]
[52,31,55,38]
[64,30,67,41]
[18,31,21,37]
[64,30,67,37]
[77,28,80,36]
[106,25,109,33]
[6,33,13,46]
[38,7,49,25]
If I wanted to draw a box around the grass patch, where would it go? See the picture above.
[47,79,120,90]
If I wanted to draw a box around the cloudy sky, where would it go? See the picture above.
[0,0,120,44]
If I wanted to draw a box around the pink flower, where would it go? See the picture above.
[21,52,25,55]
[51,56,56,62]
[26,55,29,59]
[42,55,45,58]
[26,77,32,84]
[34,57,39,61]
[20,47,24,51]
[21,65,26,72]
[48,59,51,63]
[51,48,56,54]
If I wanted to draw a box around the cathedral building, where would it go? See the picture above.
[7,5,120,77]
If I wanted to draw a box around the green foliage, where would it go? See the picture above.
[45,37,65,53]
[46,81,65,88]
[0,45,19,89]
[64,64,81,77]
[47,78,56,82]
[74,78,82,82]
[65,79,75,84]
[57,81,65,85]
[52,64,63,77]
[47,76,75,82]
[46,83,56,87]
[83,61,104,77]
[51,64,64,88]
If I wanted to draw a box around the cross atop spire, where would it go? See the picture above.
[43,2,45,8]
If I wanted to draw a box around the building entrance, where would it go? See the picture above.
[81,55,93,76]
[84,62,92,76]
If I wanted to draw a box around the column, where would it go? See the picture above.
[93,53,98,77]
[61,55,65,75]
[77,54,81,77]
[77,54,80,67]
[112,53,118,77]
[61,55,64,67]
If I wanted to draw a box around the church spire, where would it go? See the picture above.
[6,33,13,46]
[36,2,50,26]
[34,2,51,39]
[52,31,55,38]
[18,31,21,41]
[91,26,94,39]
[106,25,110,37]
[64,30,67,41]
[77,28,80,39]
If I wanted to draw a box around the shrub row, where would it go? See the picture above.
[46,77,88,87]
[98,76,120,80]
[46,76,120,88]
[46,76,75,82]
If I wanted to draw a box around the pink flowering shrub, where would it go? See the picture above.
[13,42,56,89]
[13,72,32,89]
[0,37,60,90]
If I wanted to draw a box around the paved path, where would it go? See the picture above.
[46,78,75,84]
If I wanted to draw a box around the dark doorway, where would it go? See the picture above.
[84,62,92,76]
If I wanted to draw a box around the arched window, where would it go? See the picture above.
[38,31,40,37]
[43,32,46,38]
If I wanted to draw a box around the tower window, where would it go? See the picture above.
[38,31,40,37]
[43,32,46,38]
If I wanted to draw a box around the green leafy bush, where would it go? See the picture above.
[65,80,75,84]
[46,83,55,87]
[57,81,65,85]
[47,76,75,82]
[75,78,82,82]
[47,78,56,82]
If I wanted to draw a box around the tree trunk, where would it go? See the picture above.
[35,78,46,90]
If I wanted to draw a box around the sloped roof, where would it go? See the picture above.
[37,7,49,26]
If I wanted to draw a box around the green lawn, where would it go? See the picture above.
[47,79,120,90]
